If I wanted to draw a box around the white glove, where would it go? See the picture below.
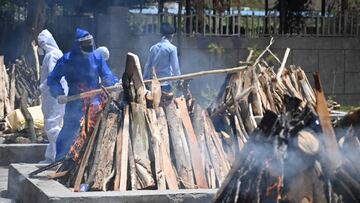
[57,95,67,104]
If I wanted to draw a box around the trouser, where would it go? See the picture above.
[55,100,83,161]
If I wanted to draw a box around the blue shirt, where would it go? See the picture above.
[144,37,181,85]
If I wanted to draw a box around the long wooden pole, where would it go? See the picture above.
[60,65,248,104]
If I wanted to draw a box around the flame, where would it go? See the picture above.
[66,84,107,163]
[266,176,282,200]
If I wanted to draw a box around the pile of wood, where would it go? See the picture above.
[0,56,16,121]
[213,72,360,203]
[41,53,233,191]
[0,55,41,143]
[31,44,324,194]
[29,40,358,202]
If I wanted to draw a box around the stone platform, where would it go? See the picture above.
[8,164,216,203]
[0,144,47,166]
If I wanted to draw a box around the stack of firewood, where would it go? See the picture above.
[213,72,360,203]
[36,44,326,194]
[0,55,41,143]
[0,56,16,121]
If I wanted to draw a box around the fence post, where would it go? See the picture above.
[238,13,241,37]
[316,15,319,36]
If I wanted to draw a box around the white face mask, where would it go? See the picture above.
[37,48,45,56]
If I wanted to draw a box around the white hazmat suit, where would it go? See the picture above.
[38,29,68,163]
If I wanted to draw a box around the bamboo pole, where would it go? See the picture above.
[60,65,248,104]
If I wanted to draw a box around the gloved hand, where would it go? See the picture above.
[57,95,67,104]
[176,80,184,89]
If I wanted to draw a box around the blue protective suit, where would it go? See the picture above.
[47,28,118,161]
[143,37,181,87]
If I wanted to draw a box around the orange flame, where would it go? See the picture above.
[67,85,107,163]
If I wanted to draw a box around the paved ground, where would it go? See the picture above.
[0,167,8,195]
[0,166,14,202]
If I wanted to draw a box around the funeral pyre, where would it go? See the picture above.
[30,44,359,203]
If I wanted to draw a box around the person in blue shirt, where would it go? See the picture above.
[143,23,181,93]
[47,28,119,161]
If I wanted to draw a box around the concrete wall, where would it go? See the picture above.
[98,7,360,105]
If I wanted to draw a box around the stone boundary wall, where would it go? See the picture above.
[97,7,360,105]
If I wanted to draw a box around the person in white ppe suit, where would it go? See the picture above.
[37,29,68,163]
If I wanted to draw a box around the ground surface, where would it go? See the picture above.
[0,166,14,202]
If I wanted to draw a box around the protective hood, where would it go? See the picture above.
[70,28,94,57]
[37,29,60,53]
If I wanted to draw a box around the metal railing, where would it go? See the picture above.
[128,11,360,37]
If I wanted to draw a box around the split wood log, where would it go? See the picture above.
[175,97,208,188]
[251,67,263,116]
[73,109,103,192]
[9,64,16,111]
[154,107,179,190]
[0,56,5,119]
[160,143,179,190]
[165,101,194,189]
[203,112,229,187]
[128,132,137,190]
[192,104,214,188]
[150,67,161,109]
[130,102,155,189]
[2,64,11,115]
[276,48,291,81]
[91,113,118,191]
[156,108,170,154]
[31,40,40,81]
[114,105,130,191]
[145,109,166,190]
[313,72,342,173]
[86,109,109,186]
[19,90,36,142]
[125,53,146,105]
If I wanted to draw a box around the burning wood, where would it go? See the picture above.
[28,41,359,202]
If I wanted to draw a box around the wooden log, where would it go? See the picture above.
[125,53,146,105]
[251,67,263,116]
[2,64,11,115]
[313,72,342,173]
[175,97,208,188]
[19,90,36,142]
[130,102,155,189]
[203,112,229,187]
[116,105,130,191]
[31,40,40,81]
[128,134,137,190]
[259,74,276,112]
[165,101,194,189]
[91,113,118,191]
[60,65,248,104]
[159,138,179,190]
[276,48,291,81]
[204,114,230,171]
[150,67,161,109]
[86,109,108,186]
[9,64,16,111]
[192,104,217,189]
[73,109,103,192]
[0,56,5,118]
[145,109,166,190]
[155,108,170,155]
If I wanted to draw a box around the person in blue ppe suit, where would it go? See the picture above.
[47,28,119,161]
[143,23,181,93]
